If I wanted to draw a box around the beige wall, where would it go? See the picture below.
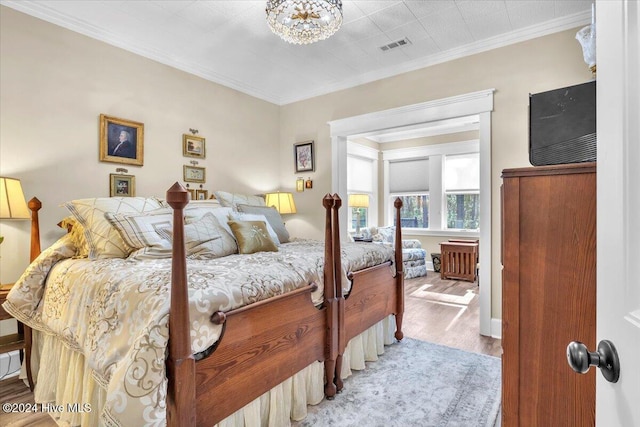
[0,7,280,283]
[0,6,593,323]
[279,29,593,319]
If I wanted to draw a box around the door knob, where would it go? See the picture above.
[566,340,620,383]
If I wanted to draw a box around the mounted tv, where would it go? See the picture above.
[529,80,596,166]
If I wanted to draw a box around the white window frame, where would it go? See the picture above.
[383,140,480,238]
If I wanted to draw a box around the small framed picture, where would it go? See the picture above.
[296,177,305,192]
[110,173,135,197]
[183,165,205,183]
[183,134,206,159]
[100,114,144,166]
[196,189,209,200]
[294,141,315,173]
[187,189,196,200]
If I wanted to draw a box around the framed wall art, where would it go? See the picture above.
[183,165,206,183]
[183,134,206,159]
[100,114,144,166]
[294,141,315,173]
[296,177,305,192]
[196,189,209,200]
[110,173,135,197]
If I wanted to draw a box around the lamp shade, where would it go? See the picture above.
[348,194,369,209]
[0,177,30,219]
[265,192,297,214]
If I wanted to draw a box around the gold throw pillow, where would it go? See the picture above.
[228,220,278,254]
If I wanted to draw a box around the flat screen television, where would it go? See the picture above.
[529,80,596,166]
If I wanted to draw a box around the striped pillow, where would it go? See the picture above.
[105,209,173,259]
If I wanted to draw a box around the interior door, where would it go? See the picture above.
[596,1,640,425]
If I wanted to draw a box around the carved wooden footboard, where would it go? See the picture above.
[165,185,340,426]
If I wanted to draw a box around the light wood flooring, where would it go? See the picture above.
[0,272,501,426]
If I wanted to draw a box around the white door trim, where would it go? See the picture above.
[328,89,495,336]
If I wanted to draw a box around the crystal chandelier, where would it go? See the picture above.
[266,0,343,45]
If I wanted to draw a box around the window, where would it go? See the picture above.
[383,140,480,233]
[445,153,479,230]
[347,151,377,230]
[393,194,429,228]
[388,158,429,229]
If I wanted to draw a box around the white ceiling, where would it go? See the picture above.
[1,1,592,106]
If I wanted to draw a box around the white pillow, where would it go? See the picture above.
[63,197,163,259]
[213,190,265,211]
[228,211,280,245]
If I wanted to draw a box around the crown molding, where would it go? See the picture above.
[2,1,590,106]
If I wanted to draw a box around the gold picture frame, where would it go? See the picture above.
[187,189,196,200]
[100,114,144,166]
[296,177,305,192]
[196,189,209,200]
[183,134,206,159]
[109,173,135,197]
[183,165,205,183]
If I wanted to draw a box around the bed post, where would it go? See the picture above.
[22,197,41,392]
[331,194,346,392]
[322,194,338,399]
[28,198,41,263]
[393,197,404,341]
[165,183,196,427]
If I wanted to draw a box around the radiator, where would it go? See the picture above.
[440,241,478,282]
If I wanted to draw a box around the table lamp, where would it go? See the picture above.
[348,194,369,237]
[265,192,297,214]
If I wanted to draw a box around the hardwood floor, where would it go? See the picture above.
[403,274,502,357]
[0,271,501,426]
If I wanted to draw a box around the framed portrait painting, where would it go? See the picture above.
[110,173,135,197]
[183,134,206,159]
[183,165,205,183]
[100,114,144,166]
[294,141,315,173]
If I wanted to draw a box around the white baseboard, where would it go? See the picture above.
[490,318,502,339]
[0,350,21,380]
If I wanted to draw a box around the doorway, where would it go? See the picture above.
[328,89,494,336]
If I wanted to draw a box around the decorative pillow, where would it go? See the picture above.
[57,216,89,258]
[228,220,278,254]
[184,206,234,238]
[237,204,290,243]
[63,197,164,259]
[228,212,280,245]
[180,212,238,259]
[372,226,395,244]
[105,209,173,259]
[213,190,265,211]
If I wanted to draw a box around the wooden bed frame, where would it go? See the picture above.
[24,185,405,426]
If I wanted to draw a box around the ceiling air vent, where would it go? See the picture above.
[379,38,411,52]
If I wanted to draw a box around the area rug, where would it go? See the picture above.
[296,338,501,427]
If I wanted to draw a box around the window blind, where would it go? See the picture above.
[389,158,429,193]
[347,155,374,192]
[445,153,479,191]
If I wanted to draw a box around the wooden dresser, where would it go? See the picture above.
[501,163,596,426]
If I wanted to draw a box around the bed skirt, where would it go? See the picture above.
[24,315,396,426]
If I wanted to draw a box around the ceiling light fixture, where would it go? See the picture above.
[266,0,343,45]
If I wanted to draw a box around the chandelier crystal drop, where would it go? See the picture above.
[266,0,343,45]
